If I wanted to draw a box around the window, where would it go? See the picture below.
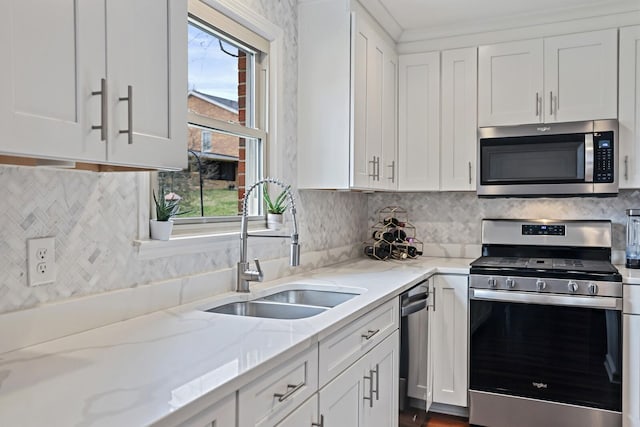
[157,3,269,222]
[201,131,212,152]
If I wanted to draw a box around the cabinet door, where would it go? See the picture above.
[319,353,365,427]
[105,0,187,169]
[276,395,320,427]
[378,39,398,190]
[363,330,399,427]
[619,25,640,189]
[478,39,543,126]
[432,275,468,407]
[440,47,477,191]
[0,0,106,162]
[407,278,433,412]
[624,313,640,427]
[398,52,440,191]
[544,29,617,123]
[352,13,377,189]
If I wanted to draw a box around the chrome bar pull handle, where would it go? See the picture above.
[363,371,374,407]
[91,78,108,141]
[274,382,304,402]
[388,160,395,183]
[376,156,381,181]
[535,92,539,117]
[373,363,379,400]
[468,161,472,184]
[119,85,133,144]
[625,155,629,181]
[549,91,553,116]
[369,156,377,179]
[361,329,380,340]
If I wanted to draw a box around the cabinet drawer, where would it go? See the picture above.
[238,346,318,427]
[319,298,398,386]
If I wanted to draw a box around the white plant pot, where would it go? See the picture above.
[267,213,284,230]
[149,219,173,240]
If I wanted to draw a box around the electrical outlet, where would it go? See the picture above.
[27,237,56,286]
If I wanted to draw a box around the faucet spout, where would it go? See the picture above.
[237,178,300,292]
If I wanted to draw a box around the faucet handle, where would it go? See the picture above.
[254,258,264,282]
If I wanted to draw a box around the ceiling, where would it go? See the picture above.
[360,0,640,42]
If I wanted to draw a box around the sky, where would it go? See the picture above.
[188,23,240,101]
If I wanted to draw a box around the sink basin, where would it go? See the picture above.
[256,289,359,308]
[205,301,327,319]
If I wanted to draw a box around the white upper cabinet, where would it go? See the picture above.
[478,39,543,127]
[398,47,477,192]
[619,25,640,189]
[544,30,617,123]
[479,29,617,126]
[105,0,187,169]
[440,47,477,191]
[298,0,397,190]
[0,0,187,170]
[0,0,105,162]
[398,52,440,191]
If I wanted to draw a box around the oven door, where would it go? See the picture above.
[469,289,622,413]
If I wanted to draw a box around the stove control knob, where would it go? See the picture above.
[536,280,546,291]
[488,278,497,288]
[588,282,599,295]
[568,281,579,293]
[506,278,515,288]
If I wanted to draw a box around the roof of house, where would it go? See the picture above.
[188,90,239,113]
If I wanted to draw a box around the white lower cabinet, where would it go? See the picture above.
[238,346,318,427]
[319,330,399,427]
[276,395,320,427]
[432,275,469,407]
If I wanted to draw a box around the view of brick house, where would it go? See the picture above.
[187,90,239,187]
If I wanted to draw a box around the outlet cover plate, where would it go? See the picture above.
[27,237,56,286]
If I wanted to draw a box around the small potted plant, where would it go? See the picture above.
[263,184,290,230]
[150,190,186,240]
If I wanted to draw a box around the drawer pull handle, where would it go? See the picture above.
[363,370,374,407]
[274,382,304,402]
[361,329,380,340]
[312,415,324,427]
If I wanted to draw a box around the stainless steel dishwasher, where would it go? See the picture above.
[399,278,431,411]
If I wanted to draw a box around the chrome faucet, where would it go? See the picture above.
[237,178,300,292]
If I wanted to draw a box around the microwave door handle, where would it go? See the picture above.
[585,134,594,182]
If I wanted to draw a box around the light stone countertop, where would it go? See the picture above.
[0,256,472,427]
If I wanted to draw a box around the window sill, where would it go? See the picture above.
[134,223,289,260]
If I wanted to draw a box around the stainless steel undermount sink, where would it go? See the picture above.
[204,289,360,319]
[255,289,358,308]
[205,301,326,319]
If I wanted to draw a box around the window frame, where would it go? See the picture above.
[152,0,277,233]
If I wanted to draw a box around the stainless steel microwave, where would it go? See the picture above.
[477,120,618,197]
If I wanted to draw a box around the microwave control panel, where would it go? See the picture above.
[594,132,614,183]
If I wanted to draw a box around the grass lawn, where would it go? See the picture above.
[180,188,238,217]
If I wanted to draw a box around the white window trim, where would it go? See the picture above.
[136,0,284,254]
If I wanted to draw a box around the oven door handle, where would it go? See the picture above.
[470,289,622,311]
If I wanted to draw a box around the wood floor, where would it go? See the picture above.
[399,409,470,427]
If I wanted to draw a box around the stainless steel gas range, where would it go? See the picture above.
[469,219,622,427]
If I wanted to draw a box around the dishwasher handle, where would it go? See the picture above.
[401,299,427,316]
